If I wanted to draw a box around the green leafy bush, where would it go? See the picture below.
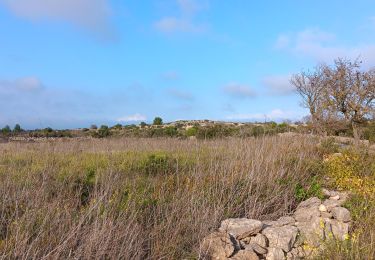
[153,117,163,125]
[185,127,198,137]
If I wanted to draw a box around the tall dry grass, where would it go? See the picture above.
[0,136,322,259]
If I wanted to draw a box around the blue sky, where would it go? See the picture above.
[1,0,375,129]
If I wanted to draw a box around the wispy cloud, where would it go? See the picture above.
[0,76,44,92]
[274,34,290,49]
[161,71,180,80]
[155,17,205,33]
[0,76,154,128]
[154,0,208,34]
[275,28,375,67]
[223,83,256,98]
[262,75,294,95]
[167,87,193,101]
[0,0,115,39]
[117,113,146,122]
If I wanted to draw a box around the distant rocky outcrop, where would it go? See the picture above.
[200,190,350,260]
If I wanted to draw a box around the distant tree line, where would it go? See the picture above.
[1,124,23,135]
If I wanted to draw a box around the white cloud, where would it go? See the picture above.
[223,83,256,98]
[275,28,375,67]
[0,76,44,92]
[0,0,114,37]
[167,88,193,100]
[154,0,207,34]
[274,34,290,49]
[155,17,205,33]
[262,75,294,95]
[117,113,147,122]
[226,109,299,121]
[177,0,202,14]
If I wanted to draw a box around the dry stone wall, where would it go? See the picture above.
[200,190,350,260]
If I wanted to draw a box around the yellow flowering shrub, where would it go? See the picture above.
[318,148,375,259]
[324,151,375,197]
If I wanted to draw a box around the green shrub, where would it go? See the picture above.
[95,125,111,138]
[138,152,177,176]
[294,176,323,201]
[153,117,163,125]
[13,124,23,133]
[164,126,178,137]
[185,127,198,137]
[1,125,11,135]
[251,126,265,137]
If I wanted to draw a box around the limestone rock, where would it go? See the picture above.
[331,207,351,222]
[296,197,321,209]
[319,204,327,212]
[230,249,259,260]
[266,247,285,260]
[325,219,349,241]
[322,188,331,197]
[323,199,342,211]
[250,233,268,248]
[245,242,267,255]
[200,232,238,259]
[330,195,340,200]
[240,236,251,245]
[262,225,298,252]
[294,197,321,223]
[219,219,263,239]
[286,246,306,259]
[330,191,349,202]
[320,212,333,219]
[296,217,325,247]
[272,216,295,227]
[294,206,320,222]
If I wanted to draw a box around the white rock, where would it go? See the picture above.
[245,242,267,255]
[296,197,321,209]
[319,204,327,212]
[325,219,349,241]
[266,247,285,260]
[322,188,331,197]
[323,199,343,211]
[275,216,295,226]
[294,206,320,222]
[219,218,263,239]
[331,207,351,222]
[231,249,259,260]
[200,232,237,259]
[330,195,340,200]
[262,225,298,252]
[321,212,333,219]
[250,233,268,248]
[296,217,325,247]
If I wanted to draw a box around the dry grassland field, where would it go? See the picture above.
[0,136,375,259]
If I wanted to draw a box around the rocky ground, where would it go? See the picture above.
[200,190,350,260]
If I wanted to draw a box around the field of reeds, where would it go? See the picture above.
[0,136,374,259]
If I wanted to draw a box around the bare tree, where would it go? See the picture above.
[324,58,375,142]
[291,64,326,134]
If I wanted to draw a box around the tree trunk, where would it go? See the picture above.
[352,121,360,145]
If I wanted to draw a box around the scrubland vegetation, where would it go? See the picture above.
[0,135,374,259]
[0,136,325,259]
